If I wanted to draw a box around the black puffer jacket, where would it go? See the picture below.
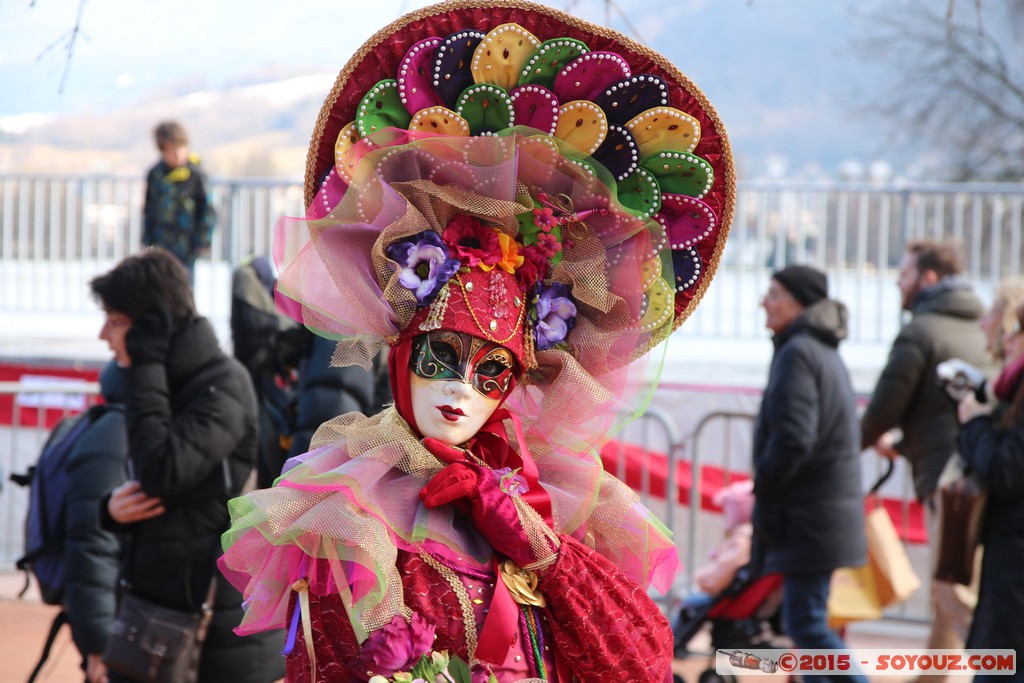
[108,317,284,682]
[959,385,1024,652]
[65,361,127,660]
[230,257,389,486]
[287,332,382,458]
[861,279,992,499]
[752,299,867,575]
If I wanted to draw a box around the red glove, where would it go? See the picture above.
[419,461,555,569]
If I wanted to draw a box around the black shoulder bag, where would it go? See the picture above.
[103,460,252,682]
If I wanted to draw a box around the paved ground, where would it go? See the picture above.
[3,570,86,682]
[3,570,974,683]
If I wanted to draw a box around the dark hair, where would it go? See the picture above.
[90,248,196,325]
[153,121,189,151]
[906,239,964,279]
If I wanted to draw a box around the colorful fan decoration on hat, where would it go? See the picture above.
[303,0,734,335]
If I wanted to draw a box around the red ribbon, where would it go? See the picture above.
[474,557,520,665]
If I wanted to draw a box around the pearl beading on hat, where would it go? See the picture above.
[556,51,631,86]
[410,107,471,135]
[627,107,701,154]
[555,101,608,155]
[603,124,639,181]
[649,151,712,199]
[358,147,438,222]
[646,225,669,259]
[516,134,559,157]
[455,84,515,133]
[433,30,485,89]
[509,85,559,135]
[357,81,401,138]
[641,256,662,292]
[520,38,588,81]
[398,37,442,106]
[625,167,661,219]
[427,159,466,184]
[334,121,362,184]
[470,24,540,76]
[657,196,717,249]
[600,75,669,112]
[317,167,337,217]
[353,183,376,223]
[674,247,702,292]
[633,280,673,331]
[564,158,597,178]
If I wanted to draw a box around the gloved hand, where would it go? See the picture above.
[419,461,556,569]
[125,306,175,366]
[936,358,987,402]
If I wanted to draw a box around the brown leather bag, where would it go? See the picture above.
[934,471,987,585]
[103,579,216,683]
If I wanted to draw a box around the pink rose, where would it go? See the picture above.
[349,613,436,681]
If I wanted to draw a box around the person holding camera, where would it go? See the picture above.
[860,240,993,667]
[938,301,1024,674]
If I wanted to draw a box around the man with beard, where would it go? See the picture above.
[861,239,992,677]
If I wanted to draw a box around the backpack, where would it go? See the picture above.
[10,403,115,605]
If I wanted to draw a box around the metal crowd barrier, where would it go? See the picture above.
[615,407,932,624]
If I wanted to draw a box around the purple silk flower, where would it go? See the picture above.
[387,231,461,305]
[533,282,577,350]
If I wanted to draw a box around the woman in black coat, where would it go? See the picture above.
[954,302,1024,679]
[230,257,388,487]
[64,361,127,682]
[752,266,867,683]
[92,248,284,683]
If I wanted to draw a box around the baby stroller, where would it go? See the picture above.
[671,481,788,683]
[672,565,786,683]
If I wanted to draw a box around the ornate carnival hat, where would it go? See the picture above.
[223,3,735,640]
[274,0,735,451]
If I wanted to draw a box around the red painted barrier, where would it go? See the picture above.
[599,440,927,545]
[0,363,101,428]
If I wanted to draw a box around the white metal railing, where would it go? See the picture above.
[2,175,1022,347]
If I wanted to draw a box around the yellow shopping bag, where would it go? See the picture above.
[865,506,921,606]
[828,506,921,628]
[828,563,883,628]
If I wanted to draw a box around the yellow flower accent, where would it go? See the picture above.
[492,231,524,274]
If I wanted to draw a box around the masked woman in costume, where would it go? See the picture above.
[220,2,735,681]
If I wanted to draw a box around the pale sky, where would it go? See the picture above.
[0,0,444,114]
[1,0,899,177]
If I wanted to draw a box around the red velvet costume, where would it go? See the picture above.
[221,340,681,682]
[285,540,674,682]
[266,342,675,682]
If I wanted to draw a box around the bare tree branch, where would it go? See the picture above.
[32,0,88,93]
[855,0,1024,180]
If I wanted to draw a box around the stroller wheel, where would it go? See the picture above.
[698,669,737,683]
